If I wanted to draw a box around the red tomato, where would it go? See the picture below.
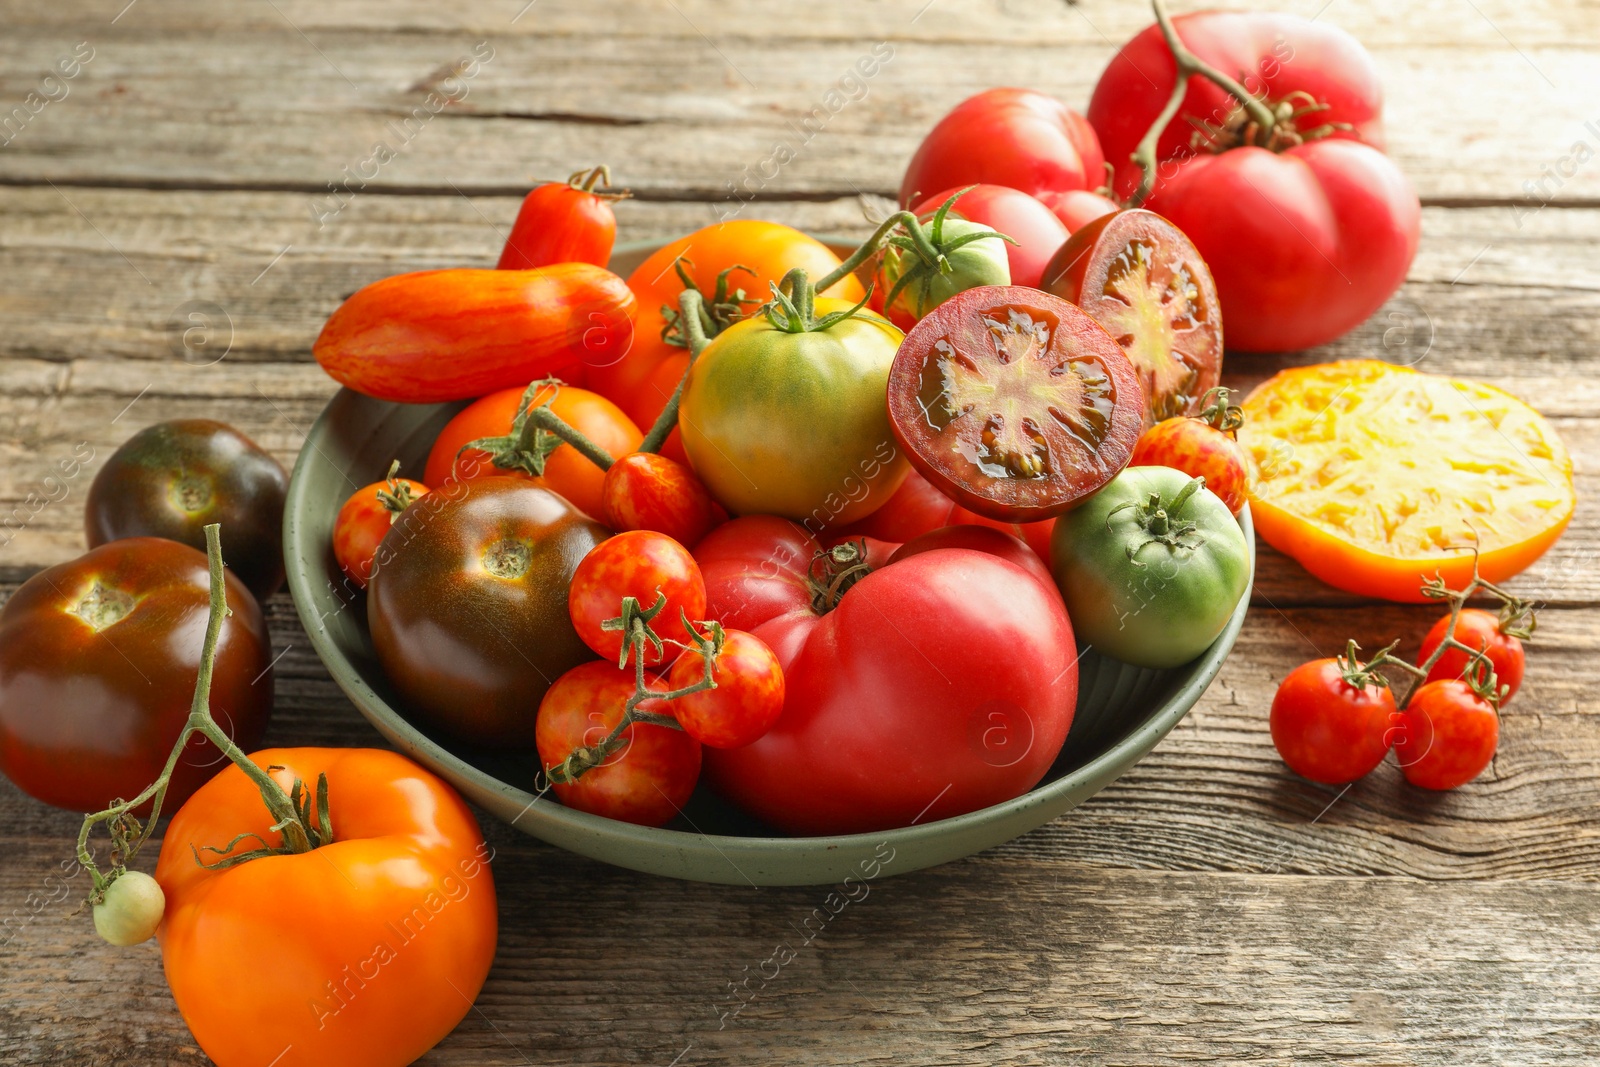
[695,518,1078,834]
[1035,188,1120,233]
[569,530,706,665]
[911,185,1068,290]
[1419,609,1526,702]
[900,88,1105,206]
[315,265,636,402]
[1128,390,1248,514]
[890,525,1054,592]
[601,452,718,549]
[1391,679,1499,790]
[535,660,700,826]
[1269,657,1395,785]
[837,467,1054,562]
[424,382,641,521]
[331,466,428,588]
[1088,12,1417,351]
[665,629,785,749]
[886,285,1143,522]
[498,166,619,270]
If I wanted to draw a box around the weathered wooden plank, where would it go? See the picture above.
[0,5,1596,202]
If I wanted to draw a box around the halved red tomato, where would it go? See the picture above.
[886,285,1143,522]
[1041,209,1223,426]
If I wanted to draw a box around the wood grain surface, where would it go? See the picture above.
[2,1,1598,1064]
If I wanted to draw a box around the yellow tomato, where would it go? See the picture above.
[1239,360,1574,601]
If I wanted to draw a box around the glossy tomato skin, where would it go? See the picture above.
[890,524,1054,592]
[836,466,1054,561]
[0,538,272,813]
[1269,659,1395,784]
[498,180,616,270]
[694,516,820,654]
[315,265,636,403]
[535,661,700,826]
[601,452,719,549]
[1420,609,1525,701]
[704,545,1079,835]
[900,88,1105,206]
[367,479,608,746]
[911,185,1068,289]
[665,629,785,749]
[424,383,642,520]
[1146,142,1418,352]
[680,301,909,528]
[593,221,863,447]
[1391,680,1499,790]
[331,474,428,588]
[1041,209,1223,426]
[1130,417,1248,514]
[568,530,707,666]
[1036,188,1120,233]
[86,419,289,598]
[1050,466,1249,669]
[887,285,1144,522]
[156,748,497,1067]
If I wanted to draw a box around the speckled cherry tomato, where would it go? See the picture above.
[331,462,428,588]
[1129,387,1249,514]
[568,530,707,665]
[535,660,701,826]
[665,629,784,749]
[600,452,719,549]
[1419,608,1526,703]
[1391,678,1499,790]
[86,419,289,598]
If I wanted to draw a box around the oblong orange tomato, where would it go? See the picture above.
[155,747,498,1067]
[424,382,641,520]
[1240,360,1575,601]
[590,221,864,445]
[315,264,636,403]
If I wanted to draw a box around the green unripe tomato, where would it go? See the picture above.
[884,218,1011,322]
[93,869,166,946]
[679,299,909,529]
[1050,465,1250,669]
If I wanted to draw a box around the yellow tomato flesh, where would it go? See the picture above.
[1239,360,1574,601]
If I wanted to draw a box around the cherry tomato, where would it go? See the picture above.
[1042,209,1223,426]
[665,629,785,749]
[1129,388,1248,514]
[1391,679,1499,791]
[900,88,1105,206]
[535,660,701,827]
[911,185,1068,289]
[315,264,636,403]
[331,463,428,588]
[1269,655,1395,785]
[86,419,289,599]
[1036,188,1120,233]
[600,452,719,549]
[1419,609,1526,702]
[497,165,620,270]
[156,748,497,1067]
[0,537,272,814]
[424,381,641,521]
[887,285,1143,522]
[568,530,707,665]
[367,479,609,746]
[889,524,1054,593]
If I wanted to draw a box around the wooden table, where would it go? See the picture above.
[3,2,1598,1062]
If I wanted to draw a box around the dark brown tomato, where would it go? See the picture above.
[0,537,272,813]
[86,420,289,599]
[1040,209,1223,426]
[367,478,609,747]
[886,285,1144,523]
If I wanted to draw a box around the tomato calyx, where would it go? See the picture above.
[1106,475,1209,564]
[807,539,874,614]
[763,267,878,335]
[882,189,1016,320]
[457,378,618,477]
[373,459,419,523]
[1196,386,1243,435]
[660,260,760,349]
[566,163,631,201]
[71,581,136,631]
[1333,639,1392,692]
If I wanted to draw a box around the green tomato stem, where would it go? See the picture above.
[639,290,711,455]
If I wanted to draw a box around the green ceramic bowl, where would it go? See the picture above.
[282,238,1255,886]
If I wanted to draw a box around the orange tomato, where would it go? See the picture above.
[155,748,498,1067]
[1240,361,1575,601]
[424,382,641,520]
[590,221,865,444]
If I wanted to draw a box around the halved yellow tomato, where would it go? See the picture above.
[1239,361,1574,601]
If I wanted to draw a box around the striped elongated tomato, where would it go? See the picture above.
[314,264,636,403]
